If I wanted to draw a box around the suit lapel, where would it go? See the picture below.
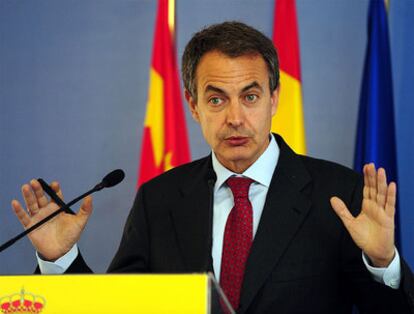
[239,135,312,312]
[169,157,213,272]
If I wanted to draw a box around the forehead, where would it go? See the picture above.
[195,51,269,93]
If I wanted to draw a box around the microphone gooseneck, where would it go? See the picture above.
[38,178,75,215]
[0,169,125,253]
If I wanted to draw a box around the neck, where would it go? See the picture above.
[215,136,272,174]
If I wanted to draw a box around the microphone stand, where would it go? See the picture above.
[0,186,99,253]
[0,169,124,253]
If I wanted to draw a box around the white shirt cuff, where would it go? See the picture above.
[37,245,79,274]
[362,248,401,289]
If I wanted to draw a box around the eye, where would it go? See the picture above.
[245,94,258,103]
[209,97,223,106]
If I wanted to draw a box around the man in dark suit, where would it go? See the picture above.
[12,22,414,313]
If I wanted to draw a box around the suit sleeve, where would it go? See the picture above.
[64,250,93,273]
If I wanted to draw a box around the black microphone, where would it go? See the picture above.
[94,169,125,191]
[0,169,125,253]
[205,168,217,272]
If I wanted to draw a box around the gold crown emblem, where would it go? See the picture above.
[0,288,45,314]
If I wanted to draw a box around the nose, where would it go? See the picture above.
[226,100,244,127]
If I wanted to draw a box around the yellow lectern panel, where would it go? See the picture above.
[0,274,209,314]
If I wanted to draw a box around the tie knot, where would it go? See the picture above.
[226,177,254,199]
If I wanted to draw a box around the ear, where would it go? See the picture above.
[185,89,200,123]
[270,85,280,117]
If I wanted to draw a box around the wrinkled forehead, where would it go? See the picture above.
[195,51,270,94]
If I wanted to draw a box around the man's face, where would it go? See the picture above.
[186,51,279,173]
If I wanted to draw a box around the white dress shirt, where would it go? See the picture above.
[211,133,279,279]
[38,135,401,289]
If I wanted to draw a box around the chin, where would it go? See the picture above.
[223,152,255,164]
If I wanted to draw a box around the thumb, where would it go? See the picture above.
[77,195,93,223]
[330,196,355,228]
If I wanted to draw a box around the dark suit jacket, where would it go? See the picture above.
[69,134,414,313]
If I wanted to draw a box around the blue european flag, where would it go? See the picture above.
[354,0,400,248]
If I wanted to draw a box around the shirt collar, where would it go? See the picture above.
[211,134,280,192]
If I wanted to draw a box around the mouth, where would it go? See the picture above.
[225,136,249,146]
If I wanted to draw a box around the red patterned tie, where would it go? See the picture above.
[220,177,254,310]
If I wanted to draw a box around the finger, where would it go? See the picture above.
[30,179,49,211]
[330,196,355,230]
[360,198,380,220]
[367,163,378,200]
[385,182,397,218]
[50,181,64,201]
[376,168,387,209]
[363,164,370,199]
[76,195,93,225]
[21,183,39,215]
[11,199,31,227]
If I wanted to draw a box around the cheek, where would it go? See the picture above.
[247,108,267,126]
[201,111,218,128]
[199,114,215,136]
[247,108,272,135]
[199,114,223,142]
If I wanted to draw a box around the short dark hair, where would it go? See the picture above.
[182,21,279,99]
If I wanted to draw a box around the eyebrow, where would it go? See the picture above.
[204,81,264,95]
[205,85,226,95]
[241,81,263,93]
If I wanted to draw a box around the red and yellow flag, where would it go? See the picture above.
[138,0,190,187]
[272,0,306,154]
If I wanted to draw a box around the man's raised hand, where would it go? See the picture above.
[330,163,396,267]
[11,179,93,261]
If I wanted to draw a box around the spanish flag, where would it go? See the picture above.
[138,0,190,187]
[272,0,306,154]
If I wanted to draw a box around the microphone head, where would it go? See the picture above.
[101,169,125,189]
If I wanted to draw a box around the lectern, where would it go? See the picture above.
[0,273,234,313]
